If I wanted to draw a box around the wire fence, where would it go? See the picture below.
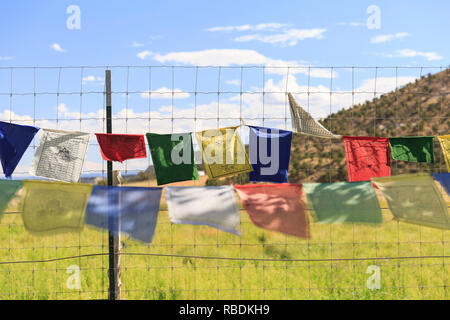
[0,65,449,300]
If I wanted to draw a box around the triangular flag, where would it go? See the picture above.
[303,181,382,224]
[0,179,23,218]
[437,135,450,171]
[234,184,310,238]
[21,180,93,235]
[432,173,450,196]
[372,174,450,229]
[85,186,162,243]
[389,136,435,163]
[95,133,147,162]
[343,136,391,182]
[248,126,292,183]
[195,126,253,179]
[165,186,241,235]
[0,121,39,178]
[30,129,91,183]
[288,93,341,139]
[146,132,199,185]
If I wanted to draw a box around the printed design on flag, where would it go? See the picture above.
[195,127,253,179]
[0,121,39,178]
[234,183,310,238]
[248,126,293,183]
[30,129,91,183]
[95,133,147,162]
[303,181,382,224]
[438,135,450,171]
[343,136,391,182]
[372,174,450,230]
[21,180,93,235]
[288,93,341,139]
[389,137,435,163]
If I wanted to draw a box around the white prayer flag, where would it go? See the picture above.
[288,93,341,139]
[30,129,91,183]
[165,186,241,235]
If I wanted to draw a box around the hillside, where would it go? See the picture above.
[287,68,450,183]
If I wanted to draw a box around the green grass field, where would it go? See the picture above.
[0,187,449,300]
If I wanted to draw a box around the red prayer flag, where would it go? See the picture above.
[234,183,310,239]
[343,136,391,182]
[95,133,147,162]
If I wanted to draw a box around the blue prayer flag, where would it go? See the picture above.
[85,186,162,243]
[248,126,293,183]
[0,121,39,178]
[433,173,450,196]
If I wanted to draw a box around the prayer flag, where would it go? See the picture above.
[343,136,391,182]
[432,173,450,196]
[146,132,199,185]
[95,133,147,162]
[288,93,341,139]
[30,129,91,183]
[0,121,39,178]
[85,186,162,243]
[21,180,93,235]
[195,127,253,179]
[438,135,450,171]
[372,174,450,229]
[165,186,241,235]
[0,180,22,217]
[248,126,292,183]
[234,183,310,238]
[389,136,435,163]
[303,181,382,224]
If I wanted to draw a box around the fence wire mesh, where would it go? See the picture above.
[0,65,449,300]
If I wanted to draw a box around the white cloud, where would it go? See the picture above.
[337,22,365,27]
[140,87,190,99]
[382,49,443,61]
[51,43,65,52]
[136,50,153,60]
[226,80,240,86]
[206,23,288,32]
[0,56,13,60]
[82,75,104,85]
[131,41,145,47]
[370,32,409,44]
[152,49,336,78]
[234,28,326,46]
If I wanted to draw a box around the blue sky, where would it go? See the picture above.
[0,1,449,176]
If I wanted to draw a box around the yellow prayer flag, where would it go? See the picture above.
[21,180,93,235]
[195,126,253,179]
[438,135,450,172]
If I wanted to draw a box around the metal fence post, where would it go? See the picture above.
[105,69,121,300]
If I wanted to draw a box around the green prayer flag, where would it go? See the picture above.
[303,181,382,224]
[0,180,23,217]
[372,173,450,229]
[146,132,199,185]
[389,136,435,163]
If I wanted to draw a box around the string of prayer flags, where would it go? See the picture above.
[195,126,253,179]
[288,93,341,139]
[30,129,91,183]
[432,173,450,196]
[437,135,450,171]
[0,121,39,178]
[95,133,147,162]
[21,180,93,235]
[146,132,199,185]
[303,181,382,224]
[165,186,241,235]
[343,136,391,182]
[85,186,162,243]
[234,184,310,238]
[248,126,292,183]
[0,180,23,218]
[389,136,435,163]
[372,174,450,229]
